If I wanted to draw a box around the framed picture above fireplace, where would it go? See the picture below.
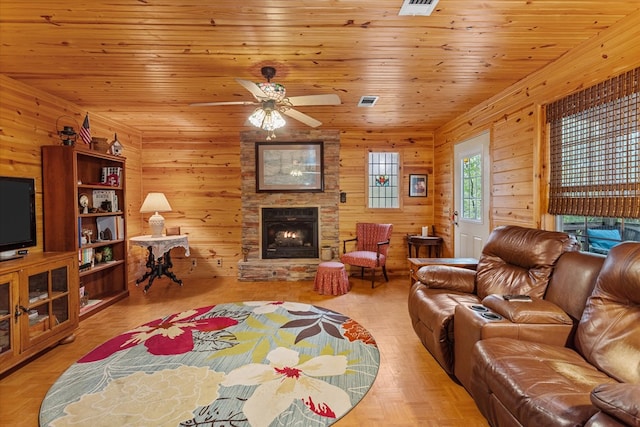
[256,141,324,192]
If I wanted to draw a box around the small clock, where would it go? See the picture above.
[79,193,89,214]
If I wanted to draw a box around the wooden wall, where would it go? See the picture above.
[3,9,638,280]
[433,10,640,256]
[0,75,143,281]
[339,130,436,265]
[140,128,435,279]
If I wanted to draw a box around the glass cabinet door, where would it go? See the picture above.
[51,266,70,325]
[27,271,50,340]
[0,273,17,361]
[23,261,71,346]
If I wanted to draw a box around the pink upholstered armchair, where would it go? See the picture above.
[341,223,393,288]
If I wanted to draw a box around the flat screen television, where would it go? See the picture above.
[0,176,37,260]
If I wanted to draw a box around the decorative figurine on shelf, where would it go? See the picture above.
[81,229,93,245]
[79,193,89,214]
[102,246,113,262]
[109,133,124,156]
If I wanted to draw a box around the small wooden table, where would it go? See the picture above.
[408,257,479,285]
[406,235,443,258]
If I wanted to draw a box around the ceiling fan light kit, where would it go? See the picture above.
[248,99,286,140]
[191,66,341,138]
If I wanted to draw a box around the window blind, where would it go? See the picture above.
[546,67,639,218]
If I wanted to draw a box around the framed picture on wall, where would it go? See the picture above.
[256,141,324,192]
[409,174,428,197]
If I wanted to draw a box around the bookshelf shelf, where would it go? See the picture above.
[42,146,129,320]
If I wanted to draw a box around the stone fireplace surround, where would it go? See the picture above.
[238,129,340,281]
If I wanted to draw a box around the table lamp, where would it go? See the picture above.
[140,192,172,237]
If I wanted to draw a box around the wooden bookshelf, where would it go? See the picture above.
[42,146,129,320]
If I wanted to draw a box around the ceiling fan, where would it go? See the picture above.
[190,66,341,138]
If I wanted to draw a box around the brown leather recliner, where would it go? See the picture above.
[470,242,640,427]
[407,225,579,375]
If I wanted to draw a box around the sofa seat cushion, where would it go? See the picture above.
[408,284,481,374]
[471,337,617,427]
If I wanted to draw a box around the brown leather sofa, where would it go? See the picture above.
[470,242,640,427]
[453,249,605,392]
[408,225,579,375]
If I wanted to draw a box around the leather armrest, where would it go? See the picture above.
[590,383,640,427]
[416,265,476,293]
[482,294,572,324]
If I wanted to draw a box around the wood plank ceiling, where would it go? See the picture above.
[1,1,638,133]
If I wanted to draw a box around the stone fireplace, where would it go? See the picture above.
[262,207,319,259]
[238,129,340,281]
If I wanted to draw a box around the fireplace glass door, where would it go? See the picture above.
[262,208,319,259]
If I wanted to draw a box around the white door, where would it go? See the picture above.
[454,131,490,258]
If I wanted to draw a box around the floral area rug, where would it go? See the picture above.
[40,301,380,427]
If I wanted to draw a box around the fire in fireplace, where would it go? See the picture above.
[262,207,319,259]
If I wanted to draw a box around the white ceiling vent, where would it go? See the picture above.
[358,96,379,107]
[398,0,440,16]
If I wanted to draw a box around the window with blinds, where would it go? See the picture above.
[546,67,639,218]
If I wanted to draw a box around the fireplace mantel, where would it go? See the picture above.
[238,129,340,281]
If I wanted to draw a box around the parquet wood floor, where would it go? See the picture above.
[0,275,489,426]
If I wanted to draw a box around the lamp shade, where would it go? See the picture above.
[140,192,172,213]
[140,193,172,238]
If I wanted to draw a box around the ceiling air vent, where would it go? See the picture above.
[358,96,379,107]
[398,0,440,16]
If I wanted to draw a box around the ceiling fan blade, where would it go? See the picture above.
[189,101,258,107]
[287,94,341,106]
[282,108,322,128]
[236,78,267,99]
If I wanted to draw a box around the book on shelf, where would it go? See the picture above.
[92,189,118,212]
[77,217,82,247]
[78,247,94,267]
[116,216,125,239]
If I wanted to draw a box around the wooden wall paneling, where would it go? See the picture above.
[2,2,638,137]
[0,75,143,282]
[3,8,638,280]
[138,130,244,278]
[433,141,454,257]
[491,105,537,229]
[139,126,433,278]
[434,11,640,255]
[338,130,435,275]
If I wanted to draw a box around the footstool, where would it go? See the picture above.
[314,262,350,295]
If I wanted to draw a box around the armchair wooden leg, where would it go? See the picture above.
[382,265,389,282]
[360,267,365,279]
[371,268,376,288]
